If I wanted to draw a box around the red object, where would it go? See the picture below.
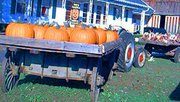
[139,54,144,63]
[42,7,46,15]
[127,48,132,60]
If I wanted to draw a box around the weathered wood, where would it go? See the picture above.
[0,45,101,57]
[90,58,101,102]
[0,35,122,56]
[0,35,101,54]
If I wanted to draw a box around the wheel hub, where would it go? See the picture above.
[127,48,132,60]
[138,52,146,67]
[125,43,135,68]
[139,53,144,63]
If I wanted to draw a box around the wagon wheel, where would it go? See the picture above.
[1,51,20,92]
[174,47,180,63]
[133,47,146,68]
[90,67,100,102]
[117,32,135,72]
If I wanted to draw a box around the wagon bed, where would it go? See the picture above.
[0,34,125,102]
[138,38,180,46]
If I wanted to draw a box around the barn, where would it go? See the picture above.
[145,0,180,34]
[0,0,154,33]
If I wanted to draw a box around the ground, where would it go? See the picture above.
[0,58,179,102]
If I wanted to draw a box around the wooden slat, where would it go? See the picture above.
[0,35,102,54]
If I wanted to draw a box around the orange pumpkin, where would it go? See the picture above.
[5,22,16,36]
[44,25,49,29]
[60,26,74,36]
[34,25,48,39]
[106,31,119,42]
[6,23,34,38]
[44,27,69,41]
[66,28,74,36]
[94,28,107,44]
[70,28,97,44]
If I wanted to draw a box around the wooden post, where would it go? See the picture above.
[105,2,109,26]
[122,6,125,23]
[140,11,145,34]
[87,0,93,24]
[100,5,104,26]
[62,0,66,21]
[93,5,97,24]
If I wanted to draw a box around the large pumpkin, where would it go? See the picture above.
[44,27,69,41]
[5,22,16,36]
[60,26,74,36]
[70,28,97,44]
[6,23,34,38]
[94,28,107,44]
[34,25,48,39]
[106,31,119,42]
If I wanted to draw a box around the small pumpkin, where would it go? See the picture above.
[106,30,119,42]
[6,23,34,38]
[94,28,107,44]
[70,28,97,44]
[44,27,69,41]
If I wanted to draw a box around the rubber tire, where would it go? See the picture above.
[117,32,135,72]
[174,47,180,63]
[133,47,146,68]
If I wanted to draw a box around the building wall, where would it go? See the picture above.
[147,15,180,34]
[0,0,147,33]
[145,0,180,34]
[165,16,180,34]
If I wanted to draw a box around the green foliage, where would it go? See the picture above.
[134,34,143,38]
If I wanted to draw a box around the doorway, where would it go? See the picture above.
[160,15,166,28]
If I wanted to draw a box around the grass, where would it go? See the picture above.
[0,58,180,102]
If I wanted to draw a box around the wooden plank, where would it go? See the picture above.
[0,45,102,57]
[0,35,123,56]
[0,35,102,54]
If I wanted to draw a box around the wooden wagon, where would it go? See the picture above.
[138,38,180,63]
[0,31,135,102]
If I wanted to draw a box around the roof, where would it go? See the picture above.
[144,0,180,16]
[97,0,154,15]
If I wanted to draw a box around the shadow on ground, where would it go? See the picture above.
[18,75,91,90]
[151,53,174,62]
[169,83,180,101]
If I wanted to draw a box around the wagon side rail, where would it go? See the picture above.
[138,38,180,46]
[0,35,122,56]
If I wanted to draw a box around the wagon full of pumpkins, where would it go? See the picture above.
[0,22,135,102]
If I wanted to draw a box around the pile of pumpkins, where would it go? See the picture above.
[5,22,119,44]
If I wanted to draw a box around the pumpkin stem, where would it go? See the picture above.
[51,21,60,28]
[107,25,113,30]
